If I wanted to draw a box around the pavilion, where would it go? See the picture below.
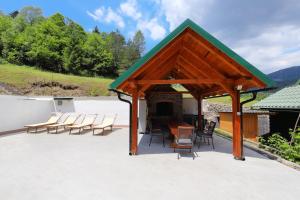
[109,19,274,160]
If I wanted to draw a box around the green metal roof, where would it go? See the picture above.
[109,19,274,90]
[252,85,300,110]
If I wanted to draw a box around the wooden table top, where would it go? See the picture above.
[168,121,194,137]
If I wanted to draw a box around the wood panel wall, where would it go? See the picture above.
[219,112,258,141]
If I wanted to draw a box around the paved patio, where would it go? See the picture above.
[0,128,299,200]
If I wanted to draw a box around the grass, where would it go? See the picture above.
[0,63,114,96]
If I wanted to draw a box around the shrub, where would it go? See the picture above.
[259,130,300,164]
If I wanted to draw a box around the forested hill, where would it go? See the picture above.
[0,6,145,78]
[268,66,300,88]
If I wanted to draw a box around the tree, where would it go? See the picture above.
[18,6,43,25]
[121,30,145,71]
[82,33,115,76]
[107,30,126,70]
[27,13,67,72]
[63,20,86,74]
[93,26,100,34]
[133,30,145,56]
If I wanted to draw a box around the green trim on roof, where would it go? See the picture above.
[252,85,300,110]
[110,19,274,89]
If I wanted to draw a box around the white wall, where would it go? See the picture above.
[138,100,147,133]
[0,96,55,132]
[0,96,131,132]
[73,100,129,125]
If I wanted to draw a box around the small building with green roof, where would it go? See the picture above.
[253,84,300,138]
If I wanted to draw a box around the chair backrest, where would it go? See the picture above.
[203,119,210,131]
[102,114,117,125]
[207,121,216,135]
[47,113,62,124]
[64,114,80,124]
[82,114,97,125]
[177,126,194,140]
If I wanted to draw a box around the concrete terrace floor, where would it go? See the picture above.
[0,128,299,200]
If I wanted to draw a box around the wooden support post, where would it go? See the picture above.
[197,96,202,131]
[131,88,139,155]
[231,89,244,160]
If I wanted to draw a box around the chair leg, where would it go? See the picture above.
[149,135,153,147]
[162,135,165,147]
[56,127,58,134]
[211,137,215,149]
[69,128,72,135]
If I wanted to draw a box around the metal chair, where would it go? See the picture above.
[174,126,194,159]
[196,121,216,149]
[148,119,166,147]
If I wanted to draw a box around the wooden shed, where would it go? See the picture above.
[219,111,269,141]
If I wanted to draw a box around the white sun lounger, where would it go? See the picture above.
[47,114,80,134]
[92,114,117,135]
[67,114,97,134]
[25,113,63,133]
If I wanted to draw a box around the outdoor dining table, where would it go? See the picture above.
[168,121,194,147]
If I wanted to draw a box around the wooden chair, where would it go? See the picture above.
[67,114,97,134]
[25,113,63,133]
[93,114,117,135]
[174,126,194,159]
[47,114,80,134]
[196,121,216,149]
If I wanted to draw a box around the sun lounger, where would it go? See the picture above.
[47,114,80,134]
[67,114,97,134]
[25,113,63,133]
[92,114,117,135]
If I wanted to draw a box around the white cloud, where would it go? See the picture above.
[159,0,214,31]
[87,7,125,28]
[105,7,125,28]
[87,7,104,21]
[155,0,300,72]
[120,0,141,20]
[138,18,166,40]
[233,25,300,73]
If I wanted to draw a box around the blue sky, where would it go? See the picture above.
[1,0,300,73]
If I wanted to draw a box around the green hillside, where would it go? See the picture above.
[0,64,113,96]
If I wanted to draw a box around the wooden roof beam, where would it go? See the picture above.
[185,31,246,75]
[181,47,235,95]
[135,79,223,85]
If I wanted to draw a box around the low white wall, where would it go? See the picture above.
[73,100,129,125]
[0,96,130,132]
[0,96,55,132]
